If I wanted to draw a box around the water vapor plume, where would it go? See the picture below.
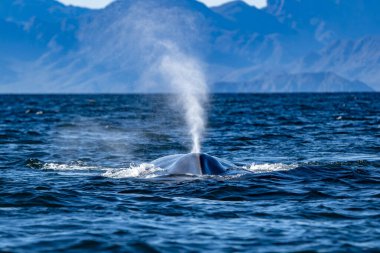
[130,0,209,153]
[159,42,208,153]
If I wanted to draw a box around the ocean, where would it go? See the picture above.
[0,93,379,252]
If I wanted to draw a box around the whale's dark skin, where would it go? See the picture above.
[151,153,234,175]
[198,153,226,175]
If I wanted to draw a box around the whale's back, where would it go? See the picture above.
[152,153,232,175]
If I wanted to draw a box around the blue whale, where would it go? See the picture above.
[151,153,234,175]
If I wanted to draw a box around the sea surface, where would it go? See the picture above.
[0,93,379,252]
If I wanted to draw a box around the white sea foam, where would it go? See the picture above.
[41,161,297,179]
[243,163,297,173]
[42,162,164,179]
[42,163,99,171]
[102,163,164,179]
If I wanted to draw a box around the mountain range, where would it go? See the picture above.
[0,0,379,93]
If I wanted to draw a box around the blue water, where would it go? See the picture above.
[0,94,379,252]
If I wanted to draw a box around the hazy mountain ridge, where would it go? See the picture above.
[266,0,380,42]
[212,1,290,35]
[299,36,380,88]
[0,0,88,57]
[214,72,373,93]
[0,0,379,92]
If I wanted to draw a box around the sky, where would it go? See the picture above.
[57,0,267,9]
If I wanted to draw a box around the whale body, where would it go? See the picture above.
[151,153,234,176]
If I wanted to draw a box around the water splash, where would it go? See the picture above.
[159,42,207,153]
[42,163,98,171]
[244,163,297,173]
[102,163,162,178]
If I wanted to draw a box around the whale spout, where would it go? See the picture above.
[151,153,232,175]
